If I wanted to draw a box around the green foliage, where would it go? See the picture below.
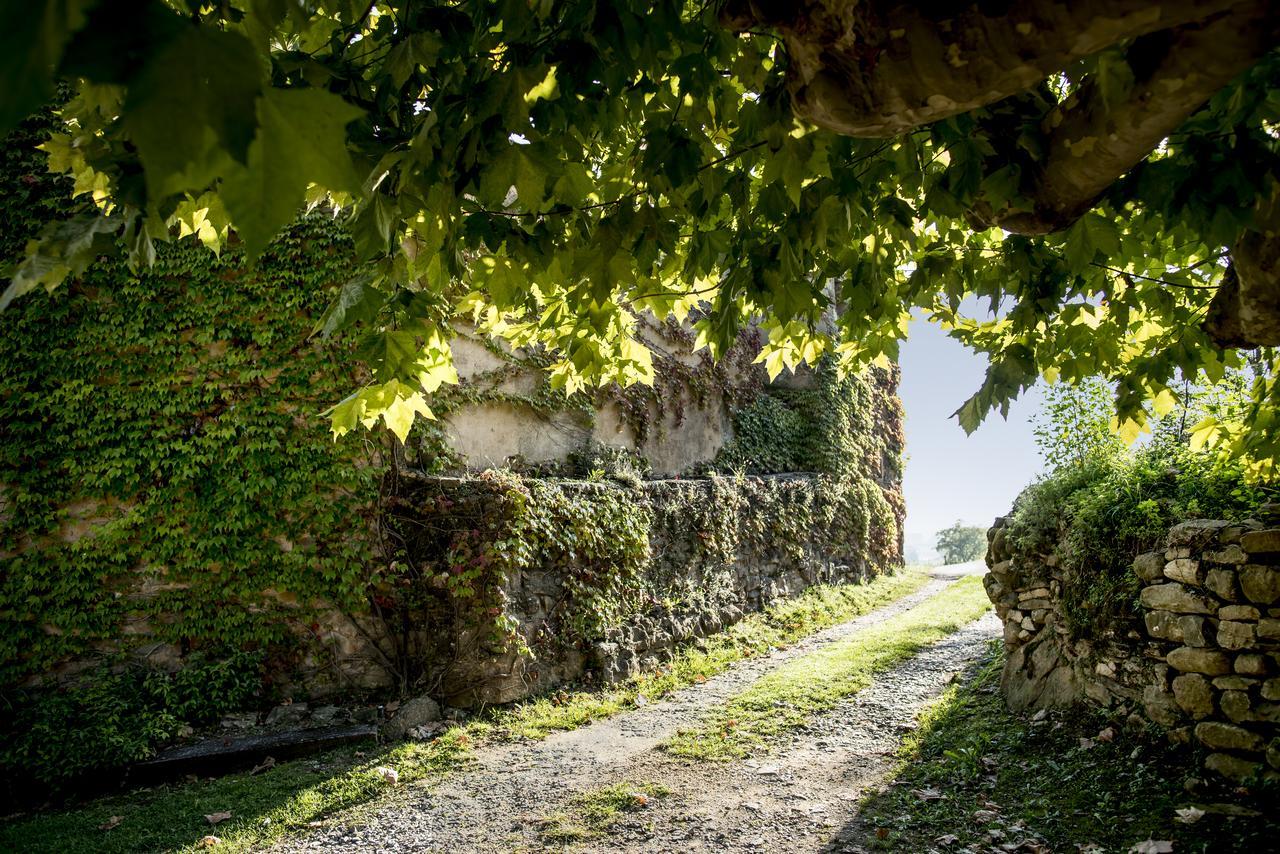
[7,2,1280,472]
[1032,377,1127,470]
[1006,443,1272,637]
[935,522,987,565]
[716,391,809,474]
[862,647,1279,853]
[1,652,262,790]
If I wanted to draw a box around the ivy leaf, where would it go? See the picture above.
[122,25,263,197]
[222,88,364,259]
[0,0,96,133]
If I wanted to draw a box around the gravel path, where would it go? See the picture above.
[283,563,996,853]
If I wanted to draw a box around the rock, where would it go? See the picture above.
[1168,520,1229,548]
[1270,742,1280,771]
[1139,584,1216,615]
[1239,564,1280,605]
[1205,568,1240,601]
[1259,619,1280,641]
[1219,604,1261,621]
[1256,702,1280,724]
[1167,647,1231,675]
[1000,635,1080,710]
[1235,654,1269,677]
[1172,674,1214,719]
[1263,678,1280,702]
[1195,721,1264,753]
[1145,610,1184,643]
[1133,552,1167,582]
[1204,752,1263,782]
[1142,685,1182,728]
[380,695,442,741]
[1240,528,1280,556]
[1018,587,1051,601]
[1212,675,1257,690]
[1217,621,1257,651]
[1180,615,1208,647]
[1203,545,1247,565]
[309,705,344,727]
[265,703,309,727]
[1219,691,1253,724]
[220,713,258,730]
[1164,558,1202,585]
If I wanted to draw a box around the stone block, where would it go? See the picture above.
[1239,564,1280,605]
[1142,684,1182,727]
[1180,615,1208,647]
[1240,528,1280,556]
[1139,583,1216,615]
[1172,673,1214,719]
[1133,551,1166,582]
[1204,752,1263,782]
[1163,558,1202,585]
[1203,544,1247,565]
[1256,702,1280,724]
[1168,519,1228,548]
[1195,721,1265,753]
[1144,610,1183,642]
[1263,678,1280,702]
[1219,604,1261,621]
[1259,619,1280,641]
[1235,654,1270,677]
[1218,621,1258,650]
[1219,690,1253,724]
[1167,646,1231,675]
[1270,742,1280,771]
[1205,567,1240,601]
[1166,546,1192,560]
[1213,675,1258,690]
[380,695,442,741]
[1018,587,1051,601]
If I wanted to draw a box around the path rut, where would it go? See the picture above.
[283,563,996,853]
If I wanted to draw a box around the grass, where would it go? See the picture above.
[537,781,670,844]
[0,568,929,854]
[663,574,992,759]
[859,644,1280,853]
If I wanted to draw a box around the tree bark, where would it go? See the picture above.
[722,0,1250,137]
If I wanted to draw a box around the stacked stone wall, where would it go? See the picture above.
[985,511,1280,781]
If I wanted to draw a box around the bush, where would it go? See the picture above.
[1005,442,1272,637]
[0,651,263,797]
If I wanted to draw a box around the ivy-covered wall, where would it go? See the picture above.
[386,363,904,706]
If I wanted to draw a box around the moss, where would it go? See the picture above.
[538,781,670,843]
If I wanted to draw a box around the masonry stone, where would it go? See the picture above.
[1219,604,1261,621]
[1133,551,1166,582]
[1172,673,1214,719]
[1240,528,1280,556]
[1204,752,1263,782]
[1239,563,1280,605]
[1139,583,1216,615]
[1163,558,1202,585]
[1166,646,1231,675]
[1217,620,1258,650]
[1205,567,1240,601]
[1195,721,1265,752]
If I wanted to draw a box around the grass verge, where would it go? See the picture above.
[0,568,929,854]
[537,781,670,844]
[663,574,991,759]
[859,645,1279,853]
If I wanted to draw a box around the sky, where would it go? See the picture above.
[897,316,1045,562]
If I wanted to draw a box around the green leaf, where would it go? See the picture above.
[0,0,96,132]
[122,25,263,197]
[311,274,385,338]
[222,87,364,259]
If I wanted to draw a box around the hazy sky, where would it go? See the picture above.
[897,316,1045,560]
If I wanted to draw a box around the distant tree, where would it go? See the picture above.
[936,522,987,565]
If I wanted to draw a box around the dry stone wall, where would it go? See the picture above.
[985,509,1280,782]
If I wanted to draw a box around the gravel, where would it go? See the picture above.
[280,562,996,853]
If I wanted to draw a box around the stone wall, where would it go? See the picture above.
[391,471,901,707]
[985,510,1280,782]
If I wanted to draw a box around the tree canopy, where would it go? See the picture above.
[935,521,986,565]
[2,0,1279,474]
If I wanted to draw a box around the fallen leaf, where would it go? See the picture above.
[1076,844,1105,853]
[876,828,890,840]
[204,811,232,826]
[200,835,221,847]
[1129,841,1174,854]
[693,675,706,683]
[973,809,1000,823]
[1096,727,1116,743]
[250,756,276,775]
[911,787,944,800]
[634,694,648,707]
[934,834,959,846]
[1078,737,1096,750]
[98,816,123,831]
[1174,806,1205,824]
[1030,709,1048,722]
[374,765,399,785]
[631,792,650,807]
